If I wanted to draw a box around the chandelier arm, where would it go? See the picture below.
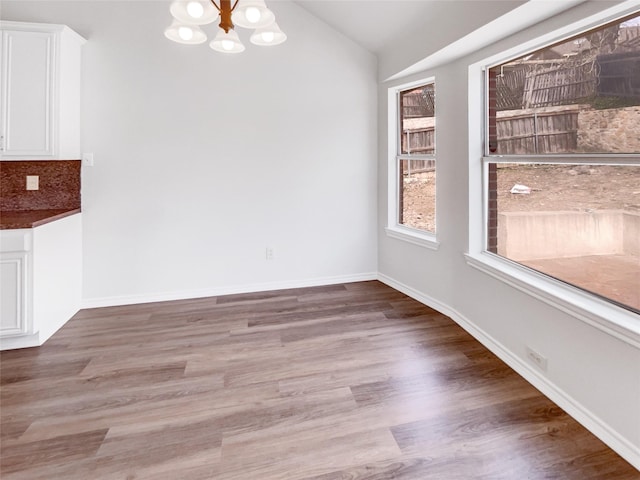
[219,0,235,33]
[231,0,240,11]
[210,0,221,13]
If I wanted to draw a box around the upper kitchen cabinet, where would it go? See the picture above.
[0,21,86,160]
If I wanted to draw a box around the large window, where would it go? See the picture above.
[485,12,640,314]
[391,81,436,239]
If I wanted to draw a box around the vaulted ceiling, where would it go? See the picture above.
[293,0,529,54]
[292,0,595,79]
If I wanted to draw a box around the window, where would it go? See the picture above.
[387,81,437,247]
[485,12,640,314]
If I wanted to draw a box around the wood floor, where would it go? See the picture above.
[1,281,638,479]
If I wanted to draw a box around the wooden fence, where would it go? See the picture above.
[523,62,597,108]
[402,88,435,118]
[402,108,580,157]
[495,66,527,110]
[597,51,640,98]
[401,127,435,174]
[496,107,580,154]
[400,158,436,176]
[402,127,434,155]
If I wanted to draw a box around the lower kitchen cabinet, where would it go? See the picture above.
[0,213,82,350]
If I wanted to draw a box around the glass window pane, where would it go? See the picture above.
[488,12,640,155]
[490,163,640,312]
[400,85,435,155]
[399,159,436,233]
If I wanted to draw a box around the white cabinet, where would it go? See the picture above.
[0,247,29,336]
[0,21,85,159]
[0,214,82,350]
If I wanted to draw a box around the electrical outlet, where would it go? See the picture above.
[26,175,39,190]
[82,153,94,166]
[526,346,548,372]
[266,247,275,260]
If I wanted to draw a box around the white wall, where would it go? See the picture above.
[2,1,378,305]
[378,0,640,470]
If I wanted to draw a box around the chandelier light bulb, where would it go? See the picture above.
[169,0,217,25]
[210,28,245,53]
[245,7,261,23]
[186,1,204,19]
[165,19,207,44]
[261,31,275,43]
[250,21,286,46]
[232,0,275,29]
[178,26,194,41]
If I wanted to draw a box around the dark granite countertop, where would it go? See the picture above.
[0,208,81,230]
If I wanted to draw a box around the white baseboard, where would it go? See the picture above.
[377,272,640,472]
[0,307,81,351]
[82,272,378,309]
[0,332,42,351]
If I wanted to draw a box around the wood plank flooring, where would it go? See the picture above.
[1,281,638,479]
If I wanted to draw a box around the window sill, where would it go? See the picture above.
[464,251,640,348]
[385,226,440,250]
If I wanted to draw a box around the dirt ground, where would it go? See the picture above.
[495,164,640,213]
[402,173,436,231]
[402,165,640,231]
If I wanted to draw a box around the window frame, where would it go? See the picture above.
[465,6,640,348]
[386,77,440,250]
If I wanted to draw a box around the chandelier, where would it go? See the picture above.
[165,0,286,54]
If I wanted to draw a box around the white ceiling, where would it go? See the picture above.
[292,0,528,54]
[290,0,602,80]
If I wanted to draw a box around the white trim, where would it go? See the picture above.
[388,78,438,241]
[377,272,640,472]
[0,21,86,45]
[0,331,42,351]
[0,253,28,336]
[465,252,640,349]
[81,272,378,309]
[397,153,435,161]
[384,226,439,250]
[385,0,586,82]
[377,274,455,324]
[396,76,436,93]
[484,155,640,165]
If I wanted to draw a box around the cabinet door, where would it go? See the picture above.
[1,29,55,157]
[0,252,28,336]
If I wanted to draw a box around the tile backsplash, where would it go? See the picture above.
[0,160,81,211]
